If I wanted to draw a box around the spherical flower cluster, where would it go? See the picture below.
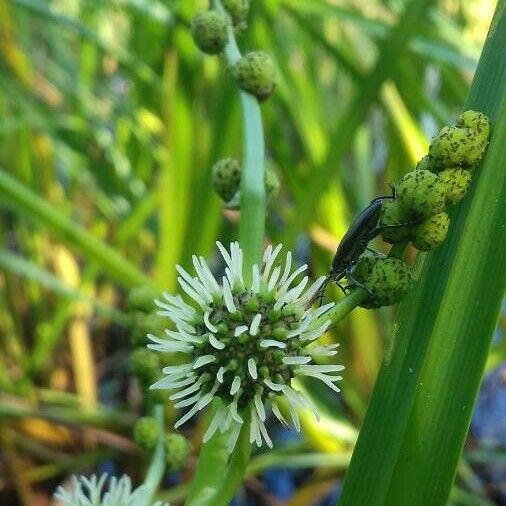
[211,157,280,206]
[53,474,167,506]
[149,242,342,450]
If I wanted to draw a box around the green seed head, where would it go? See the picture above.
[379,200,412,244]
[265,166,280,201]
[233,51,276,101]
[130,348,160,386]
[133,417,160,451]
[223,0,249,28]
[191,11,228,55]
[363,258,412,308]
[415,154,436,173]
[411,212,450,251]
[165,433,191,472]
[438,168,472,206]
[456,110,491,144]
[352,250,384,284]
[397,169,446,220]
[212,158,241,202]
[429,124,488,168]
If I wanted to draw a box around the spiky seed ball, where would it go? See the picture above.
[265,167,280,201]
[456,110,491,145]
[397,169,446,220]
[362,258,412,308]
[223,0,249,27]
[165,433,191,472]
[429,125,487,168]
[411,212,450,251]
[130,348,161,386]
[212,158,241,202]
[191,11,228,55]
[352,250,384,284]
[438,168,472,206]
[415,154,437,173]
[233,51,276,101]
[133,417,160,451]
[379,200,412,244]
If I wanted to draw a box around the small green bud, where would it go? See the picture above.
[233,51,276,101]
[133,417,160,451]
[379,200,411,244]
[352,250,384,284]
[222,0,249,28]
[456,110,491,144]
[265,167,280,201]
[127,287,158,312]
[212,158,241,202]
[397,169,446,220]
[411,212,450,251]
[429,124,488,168]
[165,433,191,472]
[363,258,411,308]
[130,348,160,386]
[191,11,228,55]
[438,168,472,206]
[245,295,260,312]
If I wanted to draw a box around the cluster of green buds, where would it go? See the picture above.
[133,417,191,472]
[190,3,276,102]
[211,157,280,206]
[351,110,490,307]
[379,110,490,250]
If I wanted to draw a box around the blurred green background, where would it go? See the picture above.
[0,0,504,504]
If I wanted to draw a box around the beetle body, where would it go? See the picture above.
[330,195,390,284]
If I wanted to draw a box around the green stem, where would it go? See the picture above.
[143,405,166,504]
[213,0,266,276]
[207,410,252,506]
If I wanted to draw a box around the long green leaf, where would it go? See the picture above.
[338,3,506,505]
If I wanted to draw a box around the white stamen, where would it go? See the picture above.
[249,314,262,336]
[193,355,216,369]
[230,376,241,395]
[208,334,225,350]
[234,325,249,337]
[254,393,266,421]
[264,379,284,392]
[247,358,258,379]
[251,265,261,293]
[217,366,225,383]
[260,339,286,349]
[282,355,312,365]
[204,312,218,333]
[222,277,236,313]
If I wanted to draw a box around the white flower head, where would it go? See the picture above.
[149,242,343,450]
[53,473,167,506]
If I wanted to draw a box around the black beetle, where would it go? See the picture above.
[310,191,413,305]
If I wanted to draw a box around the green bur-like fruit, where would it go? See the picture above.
[233,51,276,101]
[212,158,241,202]
[223,0,249,27]
[191,11,228,55]
[379,200,412,244]
[362,258,412,308]
[212,158,280,204]
[134,417,160,451]
[438,168,472,206]
[127,286,158,313]
[165,433,191,472]
[411,212,450,251]
[352,251,385,284]
[415,155,437,172]
[456,110,491,145]
[429,111,490,169]
[397,169,446,220]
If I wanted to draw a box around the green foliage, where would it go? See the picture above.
[0,0,502,504]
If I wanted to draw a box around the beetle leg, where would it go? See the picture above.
[346,272,374,297]
[368,220,419,240]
